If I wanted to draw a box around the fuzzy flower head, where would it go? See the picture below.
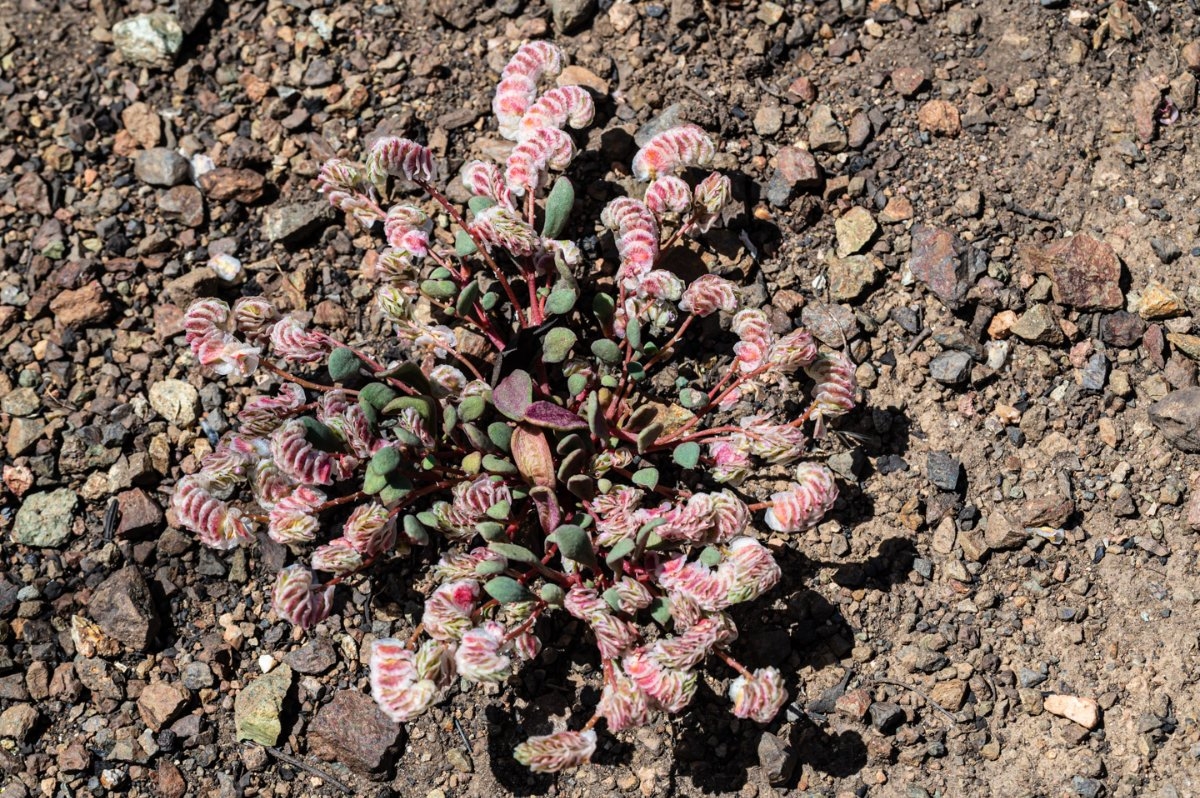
[728,667,788,724]
[513,730,597,774]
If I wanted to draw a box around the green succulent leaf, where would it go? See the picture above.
[359,382,399,412]
[459,395,488,422]
[327,347,361,382]
[585,392,605,437]
[593,292,616,322]
[567,372,588,396]
[539,583,565,605]
[487,422,513,452]
[462,450,482,475]
[556,448,587,481]
[468,195,497,214]
[545,286,578,316]
[481,454,517,475]
[363,470,387,495]
[648,597,672,626]
[679,387,708,409]
[455,279,482,316]
[627,361,646,382]
[300,417,342,452]
[632,467,660,490]
[551,524,596,567]
[699,546,722,567]
[389,363,432,395]
[479,291,499,311]
[605,538,636,568]
[484,576,533,604]
[369,446,401,475]
[636,422,663,454]
[402,514,430,545]
[378,475,414,504]
[673,441,701,469]
[489,542,537,563]
[420,279,458,300]
[541,176,575,239]
[486,501,512,521]
[461,422,490,452]
[625,405,657,430]
[556,433,588,456]
[626,316,643,352]
[454,230,478,256]
[430,267,453,280]
[602,588,622,613]
[591,339,621,364]
[566,474,595,500]
[475,521,507,541]
[542,327,577,363]
[475,559,507,576]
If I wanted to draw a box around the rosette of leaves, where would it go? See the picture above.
[170,40,860,774]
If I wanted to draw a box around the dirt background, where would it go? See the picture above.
[2,0,1200,797]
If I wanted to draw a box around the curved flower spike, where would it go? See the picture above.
[679,274,738,317]
[505,126,576,196]
[513,729,597,774]
[460,160,514,208]
[272,564,334,630]
[493,41,565,139]
[763,462,839,533]
[365,136,435,184]
[692,171,732,232]
[172,475,254,550]
[728,666,788,724]
[644,175,693,218]
[632,124,716,181]
[517,85,595,141]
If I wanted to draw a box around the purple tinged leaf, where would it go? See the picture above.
[523,401,587,431]
[493,369,533,421]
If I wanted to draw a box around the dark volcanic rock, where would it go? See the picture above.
[909,225,970,310]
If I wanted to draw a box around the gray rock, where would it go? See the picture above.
[1010,303,1064,345]
[283,639,337,675]
[149,379,200,428]
[235,665,294,745]
[753,103,783,136]
[929,351,973,385]
[134,148,190,187]
[808,104,847,152]
[756,731,795,786]
[1071,777,1103,798]
[549,0,597,33]
[1019,668,1048,688]
[309,691,404,776]
[1079,352,1107,392]
[182,662,214,691]
[766,146,821,206]
[12,488,78,548]
[927,451,964,491]
[1,387,40,416]
[177,0,215,34]
[90,566,161,651]
[263,201,335,244]
[1149,388,1200,452]
[112,13,183,66]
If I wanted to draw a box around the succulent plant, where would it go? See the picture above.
[173,41,855,772]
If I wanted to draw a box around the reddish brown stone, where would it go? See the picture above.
[154,760,187,798]
[891,66,926,97]
[1020,495,1075,528]
[1024,234,1124,311]
[116,489,165,537]
[49,281,111,327]
[917,99,961,136]
[309,691,404,777]
[909,225,969,310]
[198,167,266,203]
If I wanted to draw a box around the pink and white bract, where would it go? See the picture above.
[169,41,863,776]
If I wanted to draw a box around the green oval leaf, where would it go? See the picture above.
[455,279,482,316]
[566,474,595,500]
[300,416,342,452]
[489,542,537,563]
[551,524,596,567]
[468,195,497,214]
[369,446,401,475]
[460,395,487,422]
[626,316,643,351]
[454,229,478,256]
[475,559,507,576]
[487,422,513,452]
[359,382,399,411]
[475,521,507,541]
[567,372,587,396]
[542,327,577,364]
[632,467,660,490]
[593,292,616,322]
[591,339,621,364]
[636,422,663,454]
[482,454,517,475]
[673,441,701,469]
[545,287,578,316]
[402,514,430,545]
[625,405,657,430]
[484,576,533,604]
[541,176,575,239]
[486,500,512,520]
[605,538,635,568]
[327,347,361,382]
[420,279,458,300]
[539,583,565,605]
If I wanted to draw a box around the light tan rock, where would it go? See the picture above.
[1044,694,1100,729]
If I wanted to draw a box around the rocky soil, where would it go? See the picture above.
[2,0,1200,797]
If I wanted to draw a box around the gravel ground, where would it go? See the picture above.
[2,1,1200,797]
